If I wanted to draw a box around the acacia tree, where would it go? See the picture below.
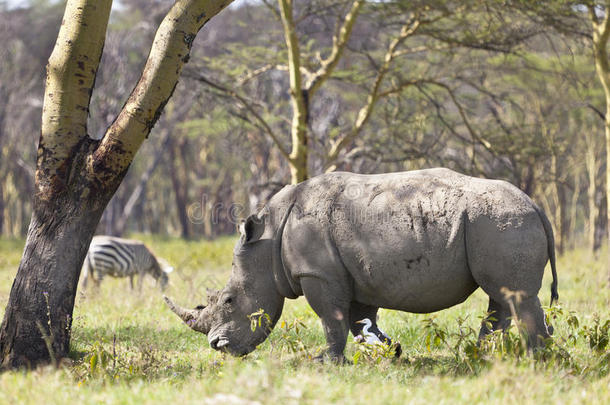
[0,0,233,369]
[190,0,540,185]
[589,1,610,276]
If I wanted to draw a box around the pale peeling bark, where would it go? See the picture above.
[278,0,308,184]
[93,0,232,183]
[590,3,610,280]
[38,0,112,200]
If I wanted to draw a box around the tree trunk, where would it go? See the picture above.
[591,4,610,280]
[0,189,105,368]
[289,142,308,184]
[555,186,567,255]
[101,195,119,235]
[597,192,607,252]
[521,162,535,197]
[169,138,191,238]
[586,136,601,252]
[551,154,567,255]
[568,169,580,249]
[278,0,309,184]
[0,184,4,235]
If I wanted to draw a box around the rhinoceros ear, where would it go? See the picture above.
[240,214,265,243]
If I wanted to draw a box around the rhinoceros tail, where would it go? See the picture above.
[534,205,558,306]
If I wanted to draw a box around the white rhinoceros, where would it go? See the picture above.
[165,168,558,361]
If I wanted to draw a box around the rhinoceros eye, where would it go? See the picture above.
[224,297,233,305]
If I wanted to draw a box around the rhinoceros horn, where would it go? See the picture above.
[163,295,210,334]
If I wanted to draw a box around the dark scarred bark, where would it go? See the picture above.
[0,137,125,368]
[0,198,103,368]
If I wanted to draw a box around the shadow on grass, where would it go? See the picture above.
[402,353,488,377]
[71,324,207,352]
[67,325,220,382]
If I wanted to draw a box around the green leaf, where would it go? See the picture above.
[90,353,98,371]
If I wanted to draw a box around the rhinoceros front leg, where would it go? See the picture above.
[300,277,350,363]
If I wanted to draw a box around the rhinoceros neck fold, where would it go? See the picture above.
[272,201,299,299]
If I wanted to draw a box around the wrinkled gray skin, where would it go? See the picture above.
[165,169,558,361]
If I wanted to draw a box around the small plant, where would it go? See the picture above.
[422,316,448,353]
[250,310,312,359]
[478,324,528,359]
[581,314,610,352]
[275,318,311,358]
[248,308,272,333]
[73,339,118,384]
[352,340,400,365]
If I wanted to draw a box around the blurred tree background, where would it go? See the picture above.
[0,0,607,254]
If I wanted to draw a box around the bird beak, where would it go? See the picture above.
[356,320,365,324]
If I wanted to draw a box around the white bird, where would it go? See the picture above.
[354,318,391,345]
[354,318,402,358]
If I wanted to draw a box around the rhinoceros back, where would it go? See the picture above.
[276,169,549,313]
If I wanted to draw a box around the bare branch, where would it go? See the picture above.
[377,79,421,98]
[391,44,452,58]
[236,64,275,87]
[587,103,606,121]
[306,0,364,97]
[92,0,233,180]
[261,0,282,21]
[428,80,493,152]
[186,72,290,159]
[595,3,610,43]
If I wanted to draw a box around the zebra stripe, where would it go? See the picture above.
[92,256,115,267]
[82,235,171,290]
[90,242,135,275]
[98,244,133,271]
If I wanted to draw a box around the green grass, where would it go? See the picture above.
[0,236,609,404]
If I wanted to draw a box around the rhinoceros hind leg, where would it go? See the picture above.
[479,296,550,348]
[515,296,551,348]
[478,298,512,342]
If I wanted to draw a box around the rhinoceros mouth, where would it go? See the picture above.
[208,334,256,356]
[209,334,230,351]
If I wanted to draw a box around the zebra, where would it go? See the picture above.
[81,236,173,290]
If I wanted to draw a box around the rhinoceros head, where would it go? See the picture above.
[165,210,288,356]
